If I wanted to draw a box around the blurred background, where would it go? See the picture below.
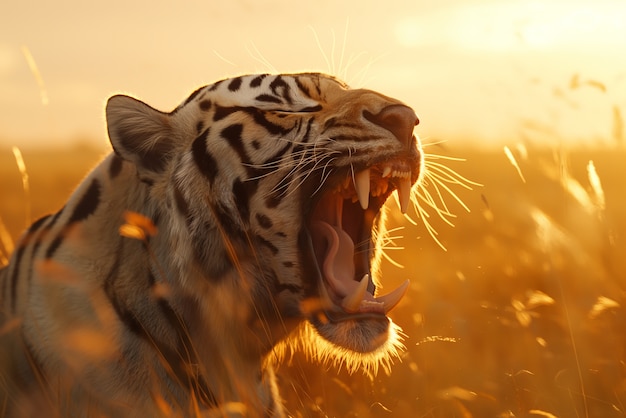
[1,0,625,416]
[1,0,626,148]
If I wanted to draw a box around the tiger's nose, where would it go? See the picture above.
[363,105,419,146]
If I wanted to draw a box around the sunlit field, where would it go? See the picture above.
[3,0,626,415]
[1,141,624,417]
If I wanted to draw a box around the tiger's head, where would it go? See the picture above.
[106,73,421,374]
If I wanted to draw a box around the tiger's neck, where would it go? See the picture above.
[7,153,286,414]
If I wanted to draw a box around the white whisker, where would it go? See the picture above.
[419,176,457,216]
[414,184,457,227]
[245,42,277,73]
[425,159,482,188]
[310,26,331,75]
[337,19,349,80]
[402,151,481,251]
[423,170,472,213]
[410,201,447,251]
[381,250,406,269]
[330,29,337,75]
[342,51,367,84]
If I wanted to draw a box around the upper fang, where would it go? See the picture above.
[354,169,370,210]
[397,177,412,214]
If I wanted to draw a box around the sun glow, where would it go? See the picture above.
[395,1,626,52]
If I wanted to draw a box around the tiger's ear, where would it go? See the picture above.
[106,94,174,173]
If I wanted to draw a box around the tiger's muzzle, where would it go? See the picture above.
[304,104,421,337]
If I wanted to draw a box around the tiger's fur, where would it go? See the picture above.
[0,73,422,417]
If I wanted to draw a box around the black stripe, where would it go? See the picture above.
[155,296,218,407]
[45,179,101,259]
[213,105,290,136]
[298,105,322,113]
[191,233,232,280]
[109,154,123,179]
[291,119,314,159]
[214,203,242,238]
[190,204,237,280]
[247,108,291,136]
[264,187,285,209]
[196,121,204,134]
[269,76,292,104]
[221,124,249,165]
[302,117,315,143]
[46,206,65,230]
[26,214,52,236]
[263,141,292,168]
[250,74,268,87]
[31,210,61,260]
[294,76,312,98]
[147,269,156,286]
[9,245,26,314]
[69,179,101,224]
[45,236,64,260]
[25,213,58,296]
[232,179,257,224]
[173,185,190,222]
[151,209,161,231]
[228,77,242,92]
[324,117,337,130]
[140,177,155,187]
[221,124,244,143]
[208,79,224,91]
[114,299,144,336]
[213,105,238,122]
[257,236,278,255]
[333,134,379,142]
[199,99,212,111]
[103,247,218,407]
[255,213,273,229]
[312,76,323,96]
[255,94,282,104]
[9,215,52,313]
[192,128,218,184]
[183,86,206,106]
[102,241,146,338]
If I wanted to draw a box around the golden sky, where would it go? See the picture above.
[1,0,625,148]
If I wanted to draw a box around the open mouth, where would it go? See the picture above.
[308,156,418,322]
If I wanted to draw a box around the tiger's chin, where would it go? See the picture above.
[277,318,405,377]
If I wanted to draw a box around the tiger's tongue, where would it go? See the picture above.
[311,221,373,301]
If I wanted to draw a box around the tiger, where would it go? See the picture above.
[0,72,422,417]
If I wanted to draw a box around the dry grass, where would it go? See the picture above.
[275,145,626,417]
[0,144,624,417]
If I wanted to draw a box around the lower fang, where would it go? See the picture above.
[376,280,410,314]
[341,274,369,312]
